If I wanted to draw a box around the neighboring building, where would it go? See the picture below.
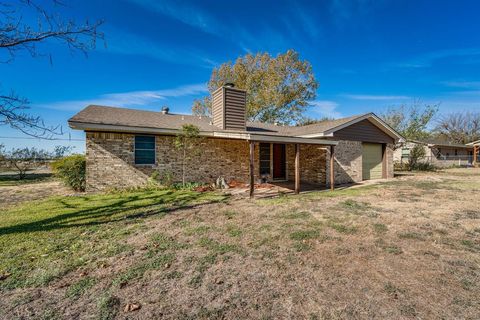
[466,140,480,166]
[394,139,475,167]
[69,85,403,193]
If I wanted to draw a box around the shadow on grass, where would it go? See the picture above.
[0,190,227,235]
[0,173,53,186]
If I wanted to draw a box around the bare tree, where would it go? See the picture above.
[434,112,480,144]
[0,0,104,138]
[379,101,439,141]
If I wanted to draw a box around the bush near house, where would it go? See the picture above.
[51,154,86,191]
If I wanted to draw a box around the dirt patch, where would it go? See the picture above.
[1,168,479,319]
[0,179,73,207]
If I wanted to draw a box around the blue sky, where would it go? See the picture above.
[2,0,480,152]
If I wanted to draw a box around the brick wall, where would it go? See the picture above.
[325,141,395,185]
[286,144,327,184]
[325,140,363,185]
[386,143,394,178]
[85,132,392,191]
[86,132,262,191]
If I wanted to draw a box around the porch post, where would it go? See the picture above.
[295,144,300,194]
[330,145,335,191]
[249,141,255,199]
[474,145,478,164]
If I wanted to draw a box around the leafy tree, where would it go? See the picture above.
[0,0,104,137]
[192,50,318,125]
[296,116,335,126]
[434,112,480,144]
[174,124,202,187]
[380,101,438,141]
[409,144,426,171]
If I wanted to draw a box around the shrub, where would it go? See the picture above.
[411,162,436,171]
[51,154,86,191]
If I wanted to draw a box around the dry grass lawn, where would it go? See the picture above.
[0,168,479,319]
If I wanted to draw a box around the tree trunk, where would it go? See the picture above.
[182,147,186,187]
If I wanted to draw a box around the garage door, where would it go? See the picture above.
[362,143,383,180]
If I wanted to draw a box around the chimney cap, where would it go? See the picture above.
[224,82,235,88]
[161,106,169,114]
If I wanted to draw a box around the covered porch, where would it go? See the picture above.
[213,131,338,198]
[245,135,338,198]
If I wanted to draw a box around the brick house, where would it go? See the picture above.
[69,84,403,195]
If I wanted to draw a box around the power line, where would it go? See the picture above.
[0,136,85,141]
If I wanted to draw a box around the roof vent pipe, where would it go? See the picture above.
[161,106,169,114]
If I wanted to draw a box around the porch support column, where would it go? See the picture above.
[249,141,255,199]
[330,145,335,191]
[474,145,478,165]
[295,144,300,194]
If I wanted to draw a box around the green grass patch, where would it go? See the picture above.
[113,253,175,287]
[198,237,239,255]
[373,223,388,234]
[328,222,357,234]
[0,189,225,290]
[398,231,425,241]
[376,239,403,254]
[66,276,96,299]
[223,210,238,219]
[283,211,312,219]
[340,199,369,211]
[226,225,242,237]
[184,225,211,236]
[290,229,321,241]
[97,292,120,320]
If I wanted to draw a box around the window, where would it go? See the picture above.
[455,149,458,156]
[259,143,271,175]
[135,135,155,164]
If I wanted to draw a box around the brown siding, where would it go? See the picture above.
[211,86,246,130]
[224,87,246,130]
[211,87,224,129]
[333,119,394,144]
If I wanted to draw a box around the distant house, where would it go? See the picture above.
[394,139,476,167]
[69,84,403,194]
[466,140,480,165]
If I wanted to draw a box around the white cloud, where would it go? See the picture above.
[397,48,480,69]
[310,100,342,118]
[343,94,411,101]
[125,0,220,35]
[104,28,216,68]
[441,81,480,89]
[36,83,207,111]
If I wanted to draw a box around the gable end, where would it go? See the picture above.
[333,119,395,144]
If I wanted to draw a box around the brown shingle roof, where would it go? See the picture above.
[69,105,375,137]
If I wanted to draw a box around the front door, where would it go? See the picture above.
[273,144,286,180]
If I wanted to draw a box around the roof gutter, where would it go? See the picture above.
[213,131,338,145]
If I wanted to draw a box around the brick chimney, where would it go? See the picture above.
[211,83,246,131]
